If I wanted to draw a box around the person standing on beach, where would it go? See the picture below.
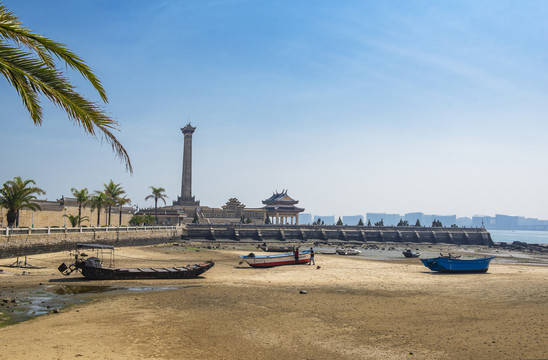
[294,247,299,264]
[309,247,315,265]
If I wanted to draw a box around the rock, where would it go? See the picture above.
[52,308,60,314]
[2,298,10,303]
[299,290,307,294]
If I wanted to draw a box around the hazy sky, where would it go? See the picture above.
[2,0,548,219]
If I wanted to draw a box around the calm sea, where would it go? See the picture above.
[489,229,548,245]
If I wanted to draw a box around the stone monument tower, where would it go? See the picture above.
[174,123,200,206]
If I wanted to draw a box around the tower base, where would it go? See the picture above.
[173,196,200,206]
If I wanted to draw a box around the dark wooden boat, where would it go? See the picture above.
[58,244,214,280]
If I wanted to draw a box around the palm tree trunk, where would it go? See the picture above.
[97,207,101,227]
[119,207,122,226]
[78,205,82,226]
[154,198,158,225]
[6,210,16,227]
[108,206,112,226]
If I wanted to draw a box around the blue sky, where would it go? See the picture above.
[1,0,548,219]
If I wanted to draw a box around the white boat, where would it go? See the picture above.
[402,249,421,258]
[335,248,361,255]
[239,250,311,268]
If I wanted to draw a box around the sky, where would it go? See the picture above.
[1,0,548,219]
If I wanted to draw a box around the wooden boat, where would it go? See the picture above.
[420,256,495,273]
[239,250,311,268]
[402,249,421,258]
[335,248,361,255]
[58,244,214,280]
[439,253,462,259]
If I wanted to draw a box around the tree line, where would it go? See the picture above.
[309,217,448,227]
[0,176,168,228]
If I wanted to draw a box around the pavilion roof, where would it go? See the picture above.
[262,190,299,205]
[263,205,305,213]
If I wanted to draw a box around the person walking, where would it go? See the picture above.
[309,247,315,265]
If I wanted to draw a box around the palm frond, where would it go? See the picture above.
[0,4,132,172]
[0,3,107,101]
[0,43,132,172]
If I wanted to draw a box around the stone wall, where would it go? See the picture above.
[0,199,133,228]
[184,224,494,246]
[0,226,182,259]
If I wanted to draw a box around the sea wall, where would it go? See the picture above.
[0,224,494,259]
[184,224,494,246]
[0,226,183,259]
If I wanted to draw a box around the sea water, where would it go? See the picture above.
[489,229,548,245]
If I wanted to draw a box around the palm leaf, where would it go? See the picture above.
[0,4,132,172]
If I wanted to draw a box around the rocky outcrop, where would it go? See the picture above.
[493,241,548,254]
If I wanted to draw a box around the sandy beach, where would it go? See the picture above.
[0,243,547,359]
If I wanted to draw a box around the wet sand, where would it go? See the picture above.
[0,244,547,359]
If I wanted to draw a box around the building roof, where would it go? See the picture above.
[263,205,305,213]
[262,190,299,205]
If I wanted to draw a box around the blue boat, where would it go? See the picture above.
[420,256,495,273]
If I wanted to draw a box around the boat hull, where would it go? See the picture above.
[336,249,361,255]
[403,251,420,258]
[77,261,214,280]
[420,257,494,273]
[241,250,311,268]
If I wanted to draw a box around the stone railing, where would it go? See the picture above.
[1,225,178,236]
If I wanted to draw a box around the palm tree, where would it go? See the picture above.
[70,187,89,226]
[145,187,168,225]
[117,196,131,226]
[103,180,125,227]
[0,4,132,172]
[64,214,89,227]
[90,191,106,227]
[0,176,45,227]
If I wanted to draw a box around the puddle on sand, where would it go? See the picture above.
[0,289,87,326]
[0,285,199,327]
[53,285,119,295]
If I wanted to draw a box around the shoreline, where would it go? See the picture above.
[0,243,547,359]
